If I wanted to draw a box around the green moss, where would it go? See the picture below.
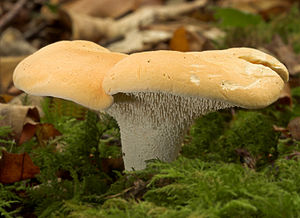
[181,111,230,159]
[21,99,121,216]
[61,157,300,217]
[183,110,279,168]
[216,111,279,166]
[3,101,299,217]
[0,118,15,148]
[66,198,191,218]
[142,158,300,217]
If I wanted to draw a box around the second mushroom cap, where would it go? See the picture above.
[103,48,288,109]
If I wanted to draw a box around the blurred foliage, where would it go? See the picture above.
[214,5,300,53]
[214,8,264,28]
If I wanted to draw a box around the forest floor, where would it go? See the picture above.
[1,0,300,217]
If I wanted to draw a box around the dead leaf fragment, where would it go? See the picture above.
[18,123,38,145]
[62,0,138,18]
[108,29,171,53]
[287,117,300,141]
[9,93,45,116]
[286,151,300,160]
[235,148,256,169]
[60,0,165,19]
[0,103,40,143]
[265,35,300,76]
[169,26,189,52]
[273,125,288,133]
[60,0,207,41]
[11,116,61,146]
[36,123,62,145]
[169,25,214,52]
[0,28,36,56]
[218,0,294,18]
[0,94,14,103]
[0,150,40,184]
[101,157,124,173]
[6,86,22,96]
[273,124,290,139]
[277,83,292,106]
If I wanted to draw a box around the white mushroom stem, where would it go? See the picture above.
[106,92,233,171]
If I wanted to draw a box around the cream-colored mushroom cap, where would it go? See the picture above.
[13,40,127,110]
[224,47,288,82]
[103,48,288,109]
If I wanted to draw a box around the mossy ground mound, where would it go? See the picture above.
[1,94,300,217]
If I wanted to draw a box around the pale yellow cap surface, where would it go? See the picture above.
[13,40,127,110]
[103,48,288,109]
[223,47,288,82]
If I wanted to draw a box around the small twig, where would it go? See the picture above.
[24,21,48,39]
[104,187,133,200]
[0,0,28,31]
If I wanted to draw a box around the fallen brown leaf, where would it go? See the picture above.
[36,123,61,145]
[0,28,36,56]
[0,150,40,184]
[169,26,190,52]
[235,148,256,169]
[287,117,300,141]
[277,83,292,106]
[273,125,289,133]
[108,29,171,53]
[0,103,40,144]
[169,25,215,52]
[265,35,300,76]
[273,124,290,138]
[60,0,207,41]
[62,0,138,18]
[6,86,22,96]
[9,93,44,116]
[0,94,14,103]
[286,151,300,160]
[101,157,124,173]
[138,0,164,7]
[18,123,37,145]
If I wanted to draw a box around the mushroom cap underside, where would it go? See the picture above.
[103,48,288,109]
[13,40,127,110]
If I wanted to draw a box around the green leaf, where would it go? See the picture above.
[292,86,300,97]
[214,8,264,28]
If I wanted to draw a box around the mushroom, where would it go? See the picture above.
[13,42,288,171]
[13,40,127,110]
[102,48,288,170]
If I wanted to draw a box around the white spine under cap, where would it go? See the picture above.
[106,92,233,170]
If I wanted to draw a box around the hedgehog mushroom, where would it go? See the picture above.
[13,40,127,110]
[102,48,288,170]
[13,42,288,171]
